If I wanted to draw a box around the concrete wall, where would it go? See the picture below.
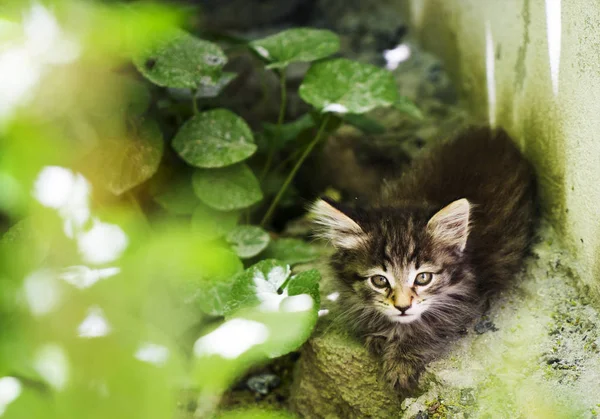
[404,0,600,297]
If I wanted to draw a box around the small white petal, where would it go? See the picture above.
[33,344,69,391]
[383,44,411,70]
[253,266,291,312]
[254,46,270,58]
[32,166,75,209]
[194,319,268,359]
[0,377,22,415]
[323,103,348,114]
[318,309,330,317]
[326,291,340,302]
[280,294,313,312]
[135,343,170,366]
[78,306,111,338]
[77,219,128,264]
[24,270,61,316]
[59,266,119,289]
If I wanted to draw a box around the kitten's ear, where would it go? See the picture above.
[310,199,366,249]
[427,198,471,251]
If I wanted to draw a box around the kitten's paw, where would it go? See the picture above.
[383,362,422,394]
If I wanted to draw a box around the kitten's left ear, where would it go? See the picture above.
[427,198,471,251]
[309,199,367,249]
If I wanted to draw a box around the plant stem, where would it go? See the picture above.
[259,68,287,181]
[191,90,199,115]
[276,67,287,127]
[260,115,330,227]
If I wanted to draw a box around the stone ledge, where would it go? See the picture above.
[289,221,600,418]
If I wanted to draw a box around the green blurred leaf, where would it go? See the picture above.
[173,109,256,168]
[342,113,386,134]
[192,262,320,389]
[299,58,400,114]
[262,114,315,148]
[88,119,164,195]
[196,72,237,98]
[192,164,263,210]
[134,29,227,89]
[263,238,321,265]
[394,96,424,120]
[153,176,199,215]
[226,225,270,259]
[191,203,239,241]
[249,28,340,70]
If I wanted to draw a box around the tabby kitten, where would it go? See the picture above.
[311,126,535,392]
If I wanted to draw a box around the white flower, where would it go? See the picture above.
[78,306,111,338]
[0,377,21,416]
[280,294,313,312]
[59,265,120,289]
[0,3,80,122]
[194,319,268,359]
[253,265,291,312]
[77,219,128,265]
[33,344,69,391]
[32,166,91,238]
[383,44,411,70]
[135,343,170,366]
[23,270,61,316]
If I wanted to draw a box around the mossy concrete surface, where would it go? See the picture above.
[290,223,600,418]
[401,0,600,303]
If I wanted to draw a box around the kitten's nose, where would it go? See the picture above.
[395,304,411,314]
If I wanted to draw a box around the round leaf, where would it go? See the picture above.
[134,29,227,89]
[173,109,257,168]
[226,225,270,258]
[250,28,340,70]
[88,119,164,195]
[262,238,320,266]
[192,164,263,210]
[191,203,239,241]
[153,177,199,215]
[299,58,400,114]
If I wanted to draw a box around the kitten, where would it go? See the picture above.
[310,126,535,392]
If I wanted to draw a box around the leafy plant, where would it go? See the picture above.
[0,4,421,417]
[129,24,421,413]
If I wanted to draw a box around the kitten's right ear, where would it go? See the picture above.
[309,199,367,249]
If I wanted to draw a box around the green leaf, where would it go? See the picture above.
[262,114,315,147]
[225,259,320,317]
[226,225,270,258]
[196,72,237,98]
[192,164,263,210]
[153,176,199,215]
[394,96,424,120]
[249,28,340,70]
[262,238,321,265]
[173,109,256,168]
[223,261,320,357]
[134,29,227,89]
[342,113,386,134]
[299,58,400,114]
[191,203,239,241]
[89,119,164,195]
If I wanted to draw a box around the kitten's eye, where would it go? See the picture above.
[370,275,389,289]
[414,272,434,286]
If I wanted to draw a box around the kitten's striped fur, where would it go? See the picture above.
[311,126,536,392]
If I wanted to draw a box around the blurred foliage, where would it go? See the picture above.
[0,1,420,417]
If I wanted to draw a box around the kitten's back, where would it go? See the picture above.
[385,126,536,294]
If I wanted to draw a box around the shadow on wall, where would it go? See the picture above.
[403,0,600,299]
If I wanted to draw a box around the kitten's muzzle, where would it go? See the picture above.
[394,304,412,314]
